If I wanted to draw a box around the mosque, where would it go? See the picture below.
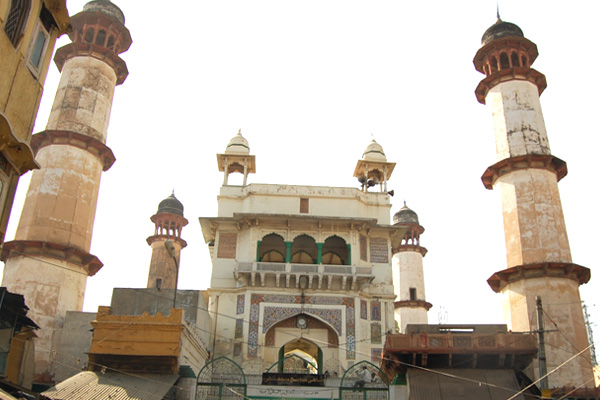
[0,0,597,399]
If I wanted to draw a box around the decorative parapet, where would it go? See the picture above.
[234,261,374,290]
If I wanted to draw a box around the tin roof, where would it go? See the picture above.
[43,371,178,400]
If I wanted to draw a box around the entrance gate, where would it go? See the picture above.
[196,357,247,400]
[339,361,389,400]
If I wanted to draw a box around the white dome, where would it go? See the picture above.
[362,139,387,162]
[225,131,250,155]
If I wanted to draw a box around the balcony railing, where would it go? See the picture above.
[234,262,374,291]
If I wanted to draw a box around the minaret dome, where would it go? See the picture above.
[83,0,125,24]
[225,131,250,155]
[393,202,419,225]
[362,139,387,162]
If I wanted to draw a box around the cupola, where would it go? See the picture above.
[353,139,395,193]
[217,130,256,186]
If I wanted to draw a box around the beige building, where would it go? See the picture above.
[199,132,421,381]
[0,0,69,243]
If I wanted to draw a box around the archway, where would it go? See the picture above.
[258,233,286,262]
[339,360,389,399]
[196,356,246,400]
[291,234,317,264]
[322,235,348,265]
[274,337,323,375]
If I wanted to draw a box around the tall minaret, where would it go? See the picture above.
[146,193,188,289]
[474,19,594,388]
[0,0,131,386]
[392,202,431,333]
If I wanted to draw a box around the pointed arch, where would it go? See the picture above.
[322,235,348,265]
[291,234,317,264]
[196,356,246,399]
[258,233,285,262]
[340,360,389,399]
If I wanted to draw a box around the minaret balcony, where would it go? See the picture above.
[234,261,374,291]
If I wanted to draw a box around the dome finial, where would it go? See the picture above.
[496,1,501,21]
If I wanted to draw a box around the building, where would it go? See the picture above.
[2,2,598,399]
[0,0,69,243]
[0,0,131,387]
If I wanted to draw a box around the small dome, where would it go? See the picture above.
[157,192,184,216]
[83,0,125,24]
[393,202,419,225]
[225,130,250,155]
[362,139,387,162]
[481,19,524,45]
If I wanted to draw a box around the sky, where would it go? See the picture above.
[2,1,599,355]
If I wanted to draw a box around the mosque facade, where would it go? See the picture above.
[1,0,597,398]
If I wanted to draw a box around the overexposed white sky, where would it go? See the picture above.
[2,1,599,354]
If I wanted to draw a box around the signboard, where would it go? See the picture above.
[262,373,324,387]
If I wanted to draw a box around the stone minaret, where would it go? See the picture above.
[146,193,188,289]
[392,202,431,333]
[0,0,130,386]
[474,19,594,388]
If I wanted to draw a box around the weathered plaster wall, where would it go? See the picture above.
[500,276,594,388]
[45,56,117,142]
[14,145,104,250]
[496,168,571,267]
[218,184,392,224]
[1,256,87,377]
[487,80,550,160]
[54,311,96,383]
[147,239,183,289]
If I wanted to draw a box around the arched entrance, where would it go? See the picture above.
[277,337,323,374]
[196,357,246,400]
[339,361,389,399]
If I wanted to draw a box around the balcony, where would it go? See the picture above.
[234,261,374,291]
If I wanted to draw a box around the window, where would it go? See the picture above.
[25,4,56,76]
[27,23,48,72]
[84,28,95,43]
[3,0,31,47]
[409,288,417,301]
[300,198,309,213]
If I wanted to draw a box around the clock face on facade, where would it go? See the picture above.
[297,314,307,329]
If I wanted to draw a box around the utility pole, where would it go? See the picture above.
[583,302,598,366]
[536,297,551,399]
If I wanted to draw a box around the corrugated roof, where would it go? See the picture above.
[42,371,179,400]
[407,369,526,400]
[0,388,18,400]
